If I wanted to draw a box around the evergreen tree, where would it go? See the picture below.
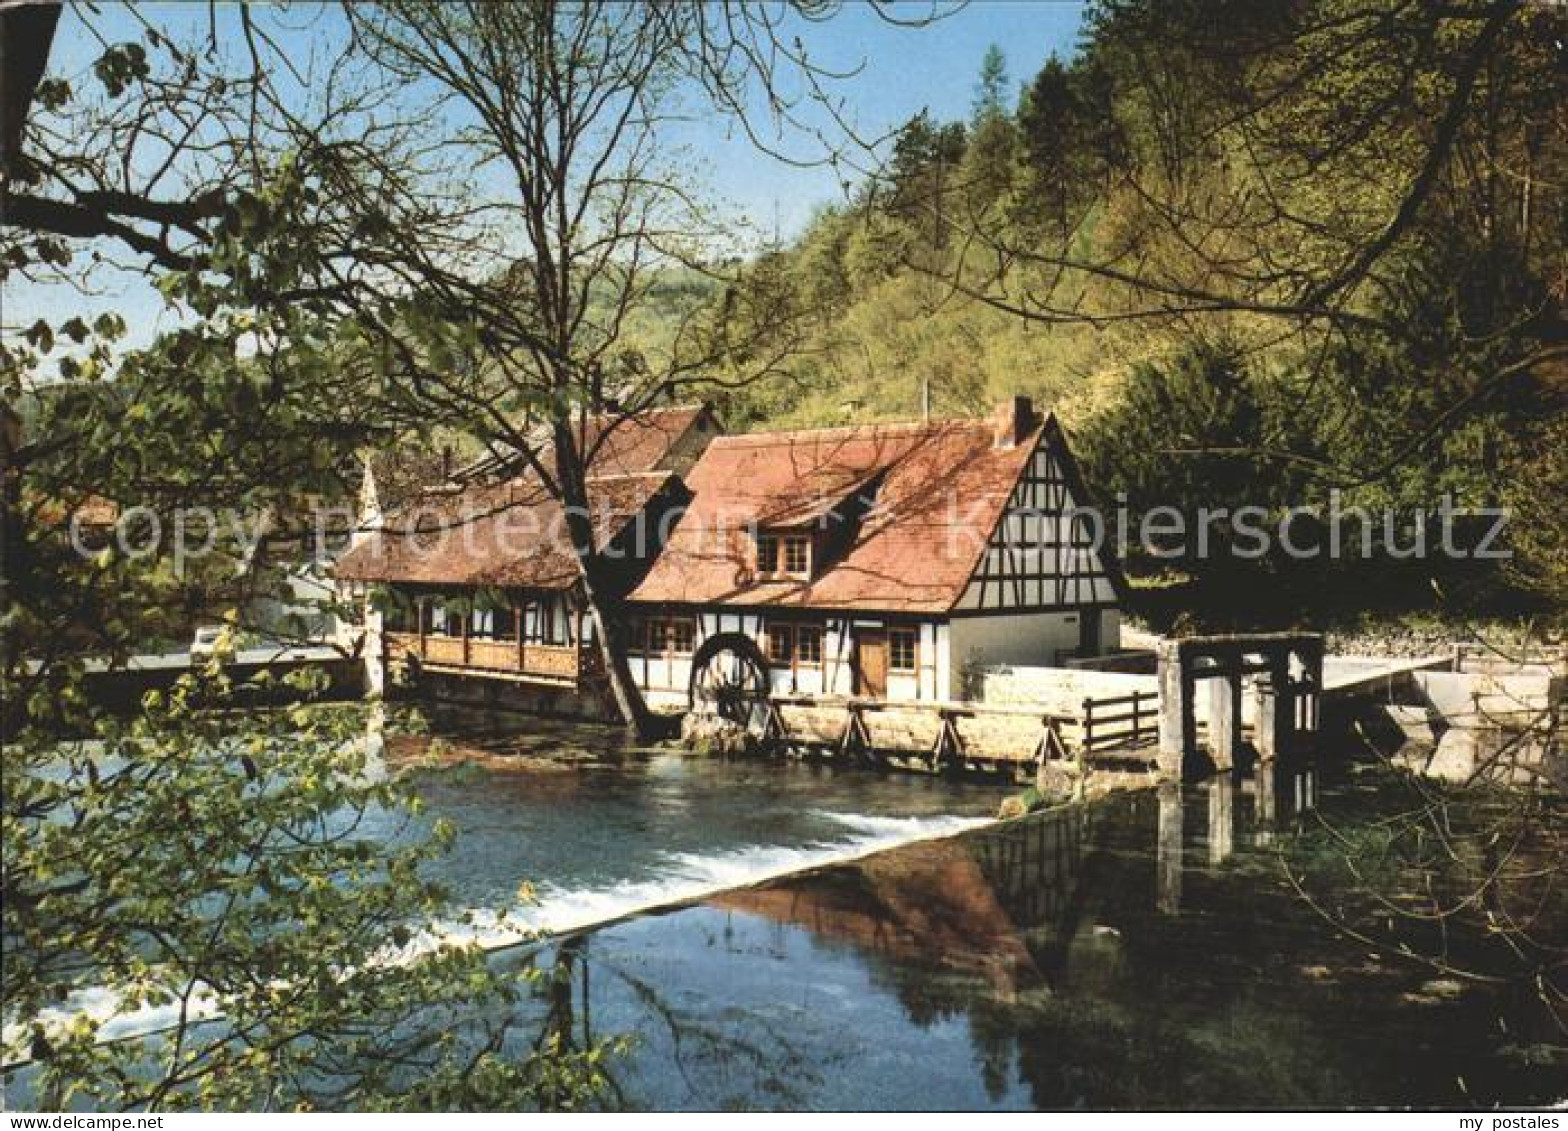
[972,44,1009,122]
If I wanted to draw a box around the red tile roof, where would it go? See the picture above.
[333,471,678,589]
[335,406,711,589]
[629,417,1045,614]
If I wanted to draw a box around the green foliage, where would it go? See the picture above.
[1300,233,1552,512]
[2,21,617,1108]
[1077,339,1304,526]
[707,2,1563,619]
[4,361,611,1110]
[972,44,1010,123]
[3,690,616,1110]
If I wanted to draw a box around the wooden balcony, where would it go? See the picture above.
[386,631,595,686]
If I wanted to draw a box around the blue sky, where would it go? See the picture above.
[684,1,1089,238]
[5,1,1088,354]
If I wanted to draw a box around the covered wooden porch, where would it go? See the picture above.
[382,587,599,688]
[385,631,596,686]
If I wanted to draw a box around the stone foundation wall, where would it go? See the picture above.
[399,669,619,723]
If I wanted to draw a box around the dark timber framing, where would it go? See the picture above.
[962,417,1131,614]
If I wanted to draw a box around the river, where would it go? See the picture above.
[8,706,1564,1110]
[380,709,1566,1110]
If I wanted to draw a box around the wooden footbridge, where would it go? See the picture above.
[754,689,1164,788]
[698,632,1328,791]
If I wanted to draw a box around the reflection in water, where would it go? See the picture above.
[1159,765,1311,914]
[1156,782,1182,914]
[492,755,1562,1110]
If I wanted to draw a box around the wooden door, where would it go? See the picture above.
[856,629,888,699]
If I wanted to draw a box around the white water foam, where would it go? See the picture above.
[454,809,989,945]
[5,809,989,1060]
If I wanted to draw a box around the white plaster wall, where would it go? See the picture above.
[977,665,1157,712]
[1099,609,1122,652]
[952,443,1122,613]
[823,619,856,696]
[948,611,1085,698]
[634,610,943,704]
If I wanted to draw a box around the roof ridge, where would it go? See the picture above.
[714,417,1002,446]
[584,469,677,483]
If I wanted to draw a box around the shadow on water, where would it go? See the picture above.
[494,758,1565,1111]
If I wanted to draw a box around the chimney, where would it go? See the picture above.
[991,395,1036,449]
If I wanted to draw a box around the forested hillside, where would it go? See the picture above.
[698,0,1566,624]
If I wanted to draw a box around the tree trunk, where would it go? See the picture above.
[551,422,657,739]
[1,0,61,177]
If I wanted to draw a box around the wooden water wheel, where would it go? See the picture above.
[687,632,771,732]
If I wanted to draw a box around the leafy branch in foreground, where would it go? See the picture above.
[1,7,622,1108]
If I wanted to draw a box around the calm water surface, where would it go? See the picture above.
[15,709,1556,1111]
[393,711,1566,1110]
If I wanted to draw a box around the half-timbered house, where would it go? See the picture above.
[333,405,719,705]
[627,397,1129,709]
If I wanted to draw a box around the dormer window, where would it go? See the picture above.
[756,531,812,580]
[784,536,810,575]
[757,534,779,574]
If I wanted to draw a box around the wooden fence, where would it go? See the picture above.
[761,689,1162,778]
[1079,690,1160,756]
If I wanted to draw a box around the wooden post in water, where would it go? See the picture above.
[1155,638,1190,780]
[1207,774,1234,865]
[1206,671,1241,772]
[1156,780,1183,914]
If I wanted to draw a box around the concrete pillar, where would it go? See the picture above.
[1207,774,1234,865]
[1156,639,1191,780]
[1156,781,1183,915]
[1206,673,1241,772]
[1294,767,1317,814]
[1255,655,1292,761]
[1296,638,1325,741]
[1252,762,1276,846]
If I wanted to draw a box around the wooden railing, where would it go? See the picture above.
[762,691,1159,775]
[385,631,585,683]
[1079,690,1160,752]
